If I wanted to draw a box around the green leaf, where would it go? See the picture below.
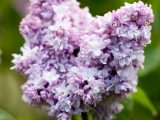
[0,109,15,120]
[139,47,160,77]
[132,102,154,120]
[132,87,157,116]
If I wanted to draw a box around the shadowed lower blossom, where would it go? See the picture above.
[91,95,124,120]
[12,0,154,120]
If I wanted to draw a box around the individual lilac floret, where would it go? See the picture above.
[12,0,154,120]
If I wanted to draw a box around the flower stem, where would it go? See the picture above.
[82,112,88,120]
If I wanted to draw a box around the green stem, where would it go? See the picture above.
[82,112,88,120]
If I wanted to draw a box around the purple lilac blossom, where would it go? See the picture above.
[12,0,154,120]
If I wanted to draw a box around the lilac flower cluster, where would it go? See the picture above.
[12,0,154,120]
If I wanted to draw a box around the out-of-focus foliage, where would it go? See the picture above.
[0,0,160,120]
[132,87,157,116]
[0,109,15,120]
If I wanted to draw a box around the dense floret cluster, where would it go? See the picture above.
[12,0,154,120]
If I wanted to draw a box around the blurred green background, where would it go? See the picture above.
[0,0,160,120]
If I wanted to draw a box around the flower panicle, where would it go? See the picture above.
[12,1,154,120]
